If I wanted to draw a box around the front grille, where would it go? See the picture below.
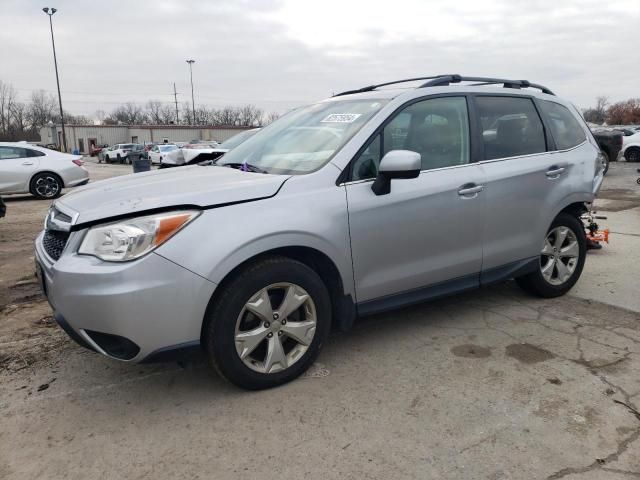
[42,230,69,261]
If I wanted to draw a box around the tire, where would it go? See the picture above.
[30,172,63,200]
[203,256,332,390]
[625,147,640,163]
[601,150,610,175]
[117,154,122,164]
[104,155,110,163]
[516,213,586,298]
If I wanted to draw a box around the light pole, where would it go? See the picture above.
[186,59,196,125]
[42,7,67,152]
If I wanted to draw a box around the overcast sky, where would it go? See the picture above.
[2,0,639,118]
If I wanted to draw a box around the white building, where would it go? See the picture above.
[40,124,253,153]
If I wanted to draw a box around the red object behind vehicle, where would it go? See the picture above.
[72,159,84,166]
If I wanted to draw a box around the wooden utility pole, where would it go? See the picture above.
[173,83,179,124]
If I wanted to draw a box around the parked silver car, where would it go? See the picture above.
[35,75,604,389]
[0,142,89,199]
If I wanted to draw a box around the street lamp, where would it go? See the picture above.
[186,59,196,125]
[42,7,67,152]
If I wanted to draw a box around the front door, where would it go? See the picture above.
[345,96,485,306]
[0,146,39,193]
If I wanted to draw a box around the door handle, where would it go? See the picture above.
[458,184,484,197]
[22,161,34,166]
[546,166,565,178]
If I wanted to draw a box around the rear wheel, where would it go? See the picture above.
[625,147,640,163]
[30,172,63,199]
[601,150,610,175]
[516,213,586,298]
[204,256,331,390]
[117,154,122,164]
[104,154,110,163]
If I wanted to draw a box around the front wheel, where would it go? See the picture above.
[516,213,586,298]
[104,155,110,163]
[204,256,331,390]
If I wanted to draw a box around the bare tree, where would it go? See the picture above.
[0,80,17,138]
[106,102,146,125]
[27,89,57,130]
[9,102,27,136]
[238,104,263,126]
[583,96,609,124]
[146,100,165,124]
[159,104,177,124]
[264,111,280,125]
[215,106,241,126]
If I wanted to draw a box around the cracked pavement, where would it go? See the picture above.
[1,161,639,479]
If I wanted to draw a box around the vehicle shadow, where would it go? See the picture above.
[39,281,538,408]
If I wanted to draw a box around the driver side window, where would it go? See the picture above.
[351,96,470,181]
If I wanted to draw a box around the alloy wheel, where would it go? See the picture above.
[234,282,317,374]
[540,226,579,286]
[34,175,60,198]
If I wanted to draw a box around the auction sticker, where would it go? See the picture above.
[321,113,362,123]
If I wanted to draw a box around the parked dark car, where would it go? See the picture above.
[126,144,147,163]
[591,128,623,174]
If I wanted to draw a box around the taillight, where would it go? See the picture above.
[72,159,84,166]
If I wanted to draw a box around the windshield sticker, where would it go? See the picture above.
[321,113,362,123]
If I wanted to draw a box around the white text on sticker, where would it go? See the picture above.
[321,114,362,123]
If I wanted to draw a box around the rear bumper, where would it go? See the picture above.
[63,168,90,188]
[35,231,217,362]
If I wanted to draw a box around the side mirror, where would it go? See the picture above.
[371,150,421,196]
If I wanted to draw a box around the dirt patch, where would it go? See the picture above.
[451,344,492,358]
[505,343,555,364]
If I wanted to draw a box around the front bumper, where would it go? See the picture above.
[35,231,217,362]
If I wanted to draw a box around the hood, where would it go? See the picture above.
[56,165,290,225]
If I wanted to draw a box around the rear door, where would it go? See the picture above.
[474,95,575,274]
[346,95,485,306]
[0,146,39,193]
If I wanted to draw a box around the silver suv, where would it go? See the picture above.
[35,75,604,389]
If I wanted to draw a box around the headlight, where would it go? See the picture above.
[78,210,200,262]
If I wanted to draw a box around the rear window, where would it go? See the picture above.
[538,100,587,150]
[159,145,177,152]
[122,144,134,149]
[26,149,45,157]
[476,96,546,160]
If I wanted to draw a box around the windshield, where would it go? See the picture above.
[219,129,259,150]
[159,145,178,152]
[218,99,387,174]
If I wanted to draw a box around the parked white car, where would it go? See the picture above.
[621,131,640,162]
[148,144,180,165]
[0,142,89,199]
[101,144,135,164]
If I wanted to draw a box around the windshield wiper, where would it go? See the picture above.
[221,162,268,174]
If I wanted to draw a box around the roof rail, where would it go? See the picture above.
[419,75,555,95]
[333,75,448,96]
[334,74,555,97]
